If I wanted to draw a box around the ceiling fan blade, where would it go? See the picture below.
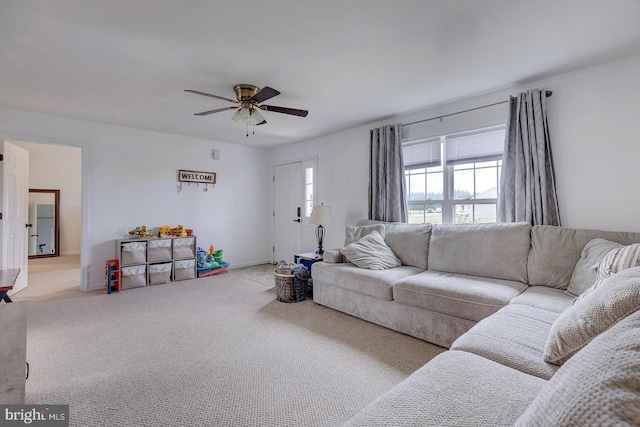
[250,86,280,103]
[256,119,267,126]
[261,105,309,117]
[194,106,237,116]
[185,89,238,104]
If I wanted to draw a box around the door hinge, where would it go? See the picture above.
[273,211,275,217]
[273,176,275,182]
[0,213,2,219]
[272,246,275,252]
[0,154,3,161]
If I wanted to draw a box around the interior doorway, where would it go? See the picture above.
[9,140,82,302]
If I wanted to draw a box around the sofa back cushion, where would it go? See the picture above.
[428,222,531,282]
[383,223,431,270]
[528,226,640,289]
[515,309,640,426]
[355,220,431,270]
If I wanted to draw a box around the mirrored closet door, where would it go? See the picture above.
[28,189,60,258]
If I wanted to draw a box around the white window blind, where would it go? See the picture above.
[402,137,442,170]
[445,126,505,166]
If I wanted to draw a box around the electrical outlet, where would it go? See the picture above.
[211,149,220,160]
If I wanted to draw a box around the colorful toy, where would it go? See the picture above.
[128,226,147,237]
[158,225,171,237]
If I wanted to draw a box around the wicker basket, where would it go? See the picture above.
[274,270,307,303]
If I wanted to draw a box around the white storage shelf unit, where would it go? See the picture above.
[116,236,197,289]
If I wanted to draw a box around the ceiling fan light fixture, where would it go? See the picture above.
[231,106,264,125]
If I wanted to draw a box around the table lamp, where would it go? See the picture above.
[309,203,334,254]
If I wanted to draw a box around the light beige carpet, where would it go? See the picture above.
[12,255,86,302]
[25,270,445,426]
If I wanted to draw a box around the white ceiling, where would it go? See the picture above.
[1,1,639,148]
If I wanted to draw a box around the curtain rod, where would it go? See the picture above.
[403,90,553,127]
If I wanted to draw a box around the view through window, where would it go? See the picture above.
[403,125,505,224]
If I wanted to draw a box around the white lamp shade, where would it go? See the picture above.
[309,205,333,225]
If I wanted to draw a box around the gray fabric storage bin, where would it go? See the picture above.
[121,264,147,289]
[174,259,196,281]
[149,262,172,285]
[148,238,172,262]
[121,241,147,265]
[173,237,195,258]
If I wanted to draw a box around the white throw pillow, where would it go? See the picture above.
[340,231,401,270]
[543,267,640,365]
[566,238,622,297]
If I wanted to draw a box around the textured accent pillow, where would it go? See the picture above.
[595,243,640,285]
[566,238,622,297]
[516,310,640,426]
[340,231,401,270]
[344,224,385,246]
[543,267,640,365]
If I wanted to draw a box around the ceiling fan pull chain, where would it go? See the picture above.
[246,122,249,137]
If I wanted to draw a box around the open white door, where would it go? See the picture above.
[0,141,29,295]
[273,162,302,263]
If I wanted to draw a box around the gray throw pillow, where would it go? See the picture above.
[543,267,640,365]
[340,231,401,270]
[566,238,622,297]
[344,224,385,246]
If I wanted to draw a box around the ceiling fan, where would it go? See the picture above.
[185,84,309,136]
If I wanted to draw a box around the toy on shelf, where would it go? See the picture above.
[170,224,188,237]
[129,226,147,238]
[158,225,171,237]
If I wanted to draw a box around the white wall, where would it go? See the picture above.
[0,110,271,290]
[12,141,82,255]
[269,53,640,252]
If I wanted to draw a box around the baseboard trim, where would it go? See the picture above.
[228,260,273,269]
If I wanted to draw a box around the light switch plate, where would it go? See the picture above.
[211,149,220,160]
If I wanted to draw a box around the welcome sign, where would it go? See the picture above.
[177,170,216,185]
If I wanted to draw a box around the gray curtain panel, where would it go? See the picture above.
[368,124,408,223]
[498,88,560,226]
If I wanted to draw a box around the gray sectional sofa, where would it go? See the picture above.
[311,221,640,426]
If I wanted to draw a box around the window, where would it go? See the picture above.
[304,167,314,217]
[403,126,505,224]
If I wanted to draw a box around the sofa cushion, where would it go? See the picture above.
[543,267,640,365]
[515,309,640,426]
[451,304,560,379]
[344,224,385,246]
[393,270,528,322]
[340,231,401,270]
[343,350,546,427]
[509,286,574,313]
[527,225,640,289]
[566,238,622,296]
[382,223,431,270]
[311,261,423,301]
[428,222,531,283]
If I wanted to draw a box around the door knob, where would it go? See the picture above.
[26,223,33,228]
[293,219,301,222]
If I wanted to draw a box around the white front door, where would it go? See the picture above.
[273,162,302,263]
[0,141,29,295]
